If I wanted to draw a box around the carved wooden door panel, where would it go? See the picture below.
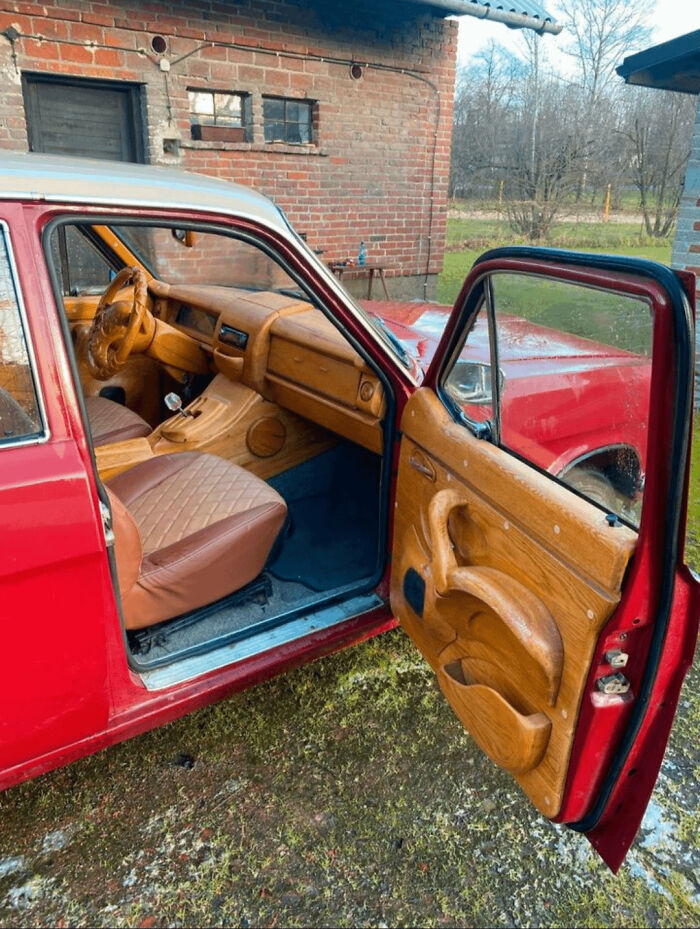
[391,249,699,870]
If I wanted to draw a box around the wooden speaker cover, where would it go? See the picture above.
[246,416,287,457]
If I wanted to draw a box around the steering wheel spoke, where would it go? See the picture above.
[87,267,150,380]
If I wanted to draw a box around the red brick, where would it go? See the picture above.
[31,17,70,39]
[0,0,456,293]
[81,13,113,27]
[94,47,123,66]
[69,21,104,42]
[59,43,94,63]
[22,38,59,59]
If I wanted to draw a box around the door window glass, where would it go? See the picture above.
[443,272,654,527]
[443,310,495,430]
[0,229,43,443]
[112,225,298,294]
[50,226,115,296]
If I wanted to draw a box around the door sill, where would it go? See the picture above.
[139,592,384,691]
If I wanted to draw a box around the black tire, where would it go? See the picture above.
[563,466,640,524]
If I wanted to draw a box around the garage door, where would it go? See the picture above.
[23,75,144,162]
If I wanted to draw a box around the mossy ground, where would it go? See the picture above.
[0,215,697,928]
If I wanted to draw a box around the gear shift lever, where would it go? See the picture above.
[164,392,193,418]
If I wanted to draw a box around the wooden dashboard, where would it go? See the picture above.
[152,282,386,454]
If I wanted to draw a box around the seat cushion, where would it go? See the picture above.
[108,452,287,629]
[86,395,151,446]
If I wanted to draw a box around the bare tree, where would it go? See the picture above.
[622,88,696,237]
[563,0,652,201]
[505,72,591,239]
[450,42,521,199]
[499,33,590,239]
[564,0,651,106]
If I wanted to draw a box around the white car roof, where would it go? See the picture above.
[0,151,288,232]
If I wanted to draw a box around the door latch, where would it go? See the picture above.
[604,649,629,668]
[100,500,115,548]
[596,672,631,695]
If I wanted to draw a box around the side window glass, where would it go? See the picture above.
[443,272,653,528]
[112,225,298,293]
[443,309,495,430]
[0,229,43,443]
[50,226,114,297]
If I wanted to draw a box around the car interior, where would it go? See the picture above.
[45,220,391,674]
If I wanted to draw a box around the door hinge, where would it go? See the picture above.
[596,672,631,695]
[100,500,115,548]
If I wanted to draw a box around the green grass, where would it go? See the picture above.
[445,217,661,251]
[687,420,700,572]
[437,231,672,305]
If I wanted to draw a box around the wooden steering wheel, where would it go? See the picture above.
[87,267,153,380]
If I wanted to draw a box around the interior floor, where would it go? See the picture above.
[127,440,384,668]
[267,442,381,590]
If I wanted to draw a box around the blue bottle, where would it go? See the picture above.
[358,240,366,267]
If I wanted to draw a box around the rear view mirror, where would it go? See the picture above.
[172,228,196,248]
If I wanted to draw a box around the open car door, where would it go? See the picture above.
[391,247,699,871]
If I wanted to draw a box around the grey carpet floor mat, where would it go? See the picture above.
[130,575,321,665]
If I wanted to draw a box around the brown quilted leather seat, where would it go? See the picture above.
[85,395,151,446]
[106,451,287,629]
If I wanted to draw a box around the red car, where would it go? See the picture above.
[0,152,697,873]
[368,300,651,516]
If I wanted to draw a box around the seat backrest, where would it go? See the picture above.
[105,487,143,599]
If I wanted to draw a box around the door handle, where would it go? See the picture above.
[427,488,468,593]
[408,448,436,481]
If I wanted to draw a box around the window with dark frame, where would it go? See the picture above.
[263,96,314,144]
[188,90,252,141]
[0,227,43,443]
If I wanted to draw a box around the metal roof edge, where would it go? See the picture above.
[616,29,700,93]
[0,151,286,228]
[401,0,561,35]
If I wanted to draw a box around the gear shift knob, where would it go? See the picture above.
[164,392,191,417]
[164,392,182,412]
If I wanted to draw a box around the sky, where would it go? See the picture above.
[456,0,700,72]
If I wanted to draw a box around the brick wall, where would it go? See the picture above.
[671,95,700,403]
[0,0,458,299]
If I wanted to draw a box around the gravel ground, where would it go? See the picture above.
[446,207,646,225]
[0,624,697,928]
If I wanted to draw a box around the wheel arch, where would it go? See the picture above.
[557,444,643,498]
